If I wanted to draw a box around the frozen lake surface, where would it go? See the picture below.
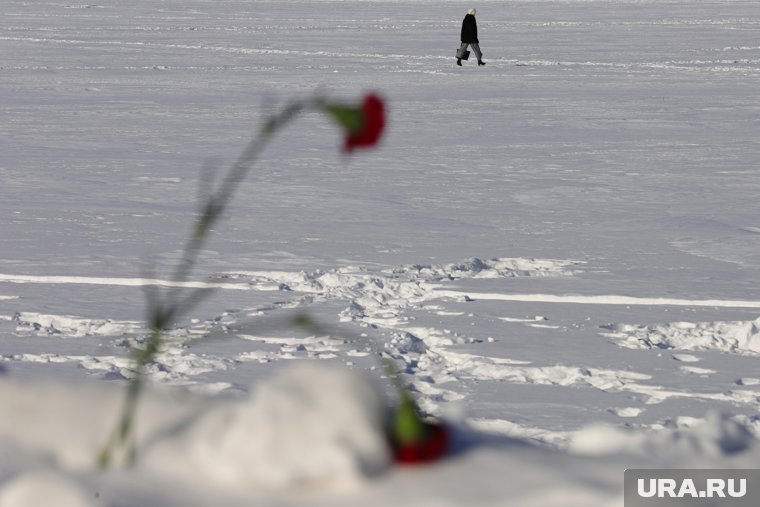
[1,1,760,505]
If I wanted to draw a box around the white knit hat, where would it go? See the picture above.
[468,8,476,16]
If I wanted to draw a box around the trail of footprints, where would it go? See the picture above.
[3,256,760,430]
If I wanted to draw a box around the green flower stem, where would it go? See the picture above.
[292,314,427,445]
[383,359,426,445]
[97,97,316,469]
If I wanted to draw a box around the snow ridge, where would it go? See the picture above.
[602,319,760,355]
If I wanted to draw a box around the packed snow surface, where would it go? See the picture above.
[2,0,760,505]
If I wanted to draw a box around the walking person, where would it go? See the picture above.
[457,8,485,67]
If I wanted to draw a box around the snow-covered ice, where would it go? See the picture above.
[2,0,760,505]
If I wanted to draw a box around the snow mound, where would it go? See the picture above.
[0,365,390,491]
[394,257,581,281]
[600,318,760,355]
[12,312,142,338]
[569,411,757,458]
[0,472,95,507]
[0,378,201,471]
[225,257,579,295]
[142,364,391,491]
[1,365,759,507]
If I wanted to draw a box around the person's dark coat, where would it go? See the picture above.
[461,14,478,44]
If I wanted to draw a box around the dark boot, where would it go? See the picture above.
[457,58,462,66]
[478,60,486,66]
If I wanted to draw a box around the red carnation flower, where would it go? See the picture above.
[343,94,385,153]
[388,384,449,466]
[393,422,449,465]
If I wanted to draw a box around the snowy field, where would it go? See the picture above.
[2,0,760,505]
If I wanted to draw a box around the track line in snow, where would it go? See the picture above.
[432,289,760,309]
[2,36,757,75]
[6,263,759,306]
[0,35,441,61]
[0,273,250,290]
